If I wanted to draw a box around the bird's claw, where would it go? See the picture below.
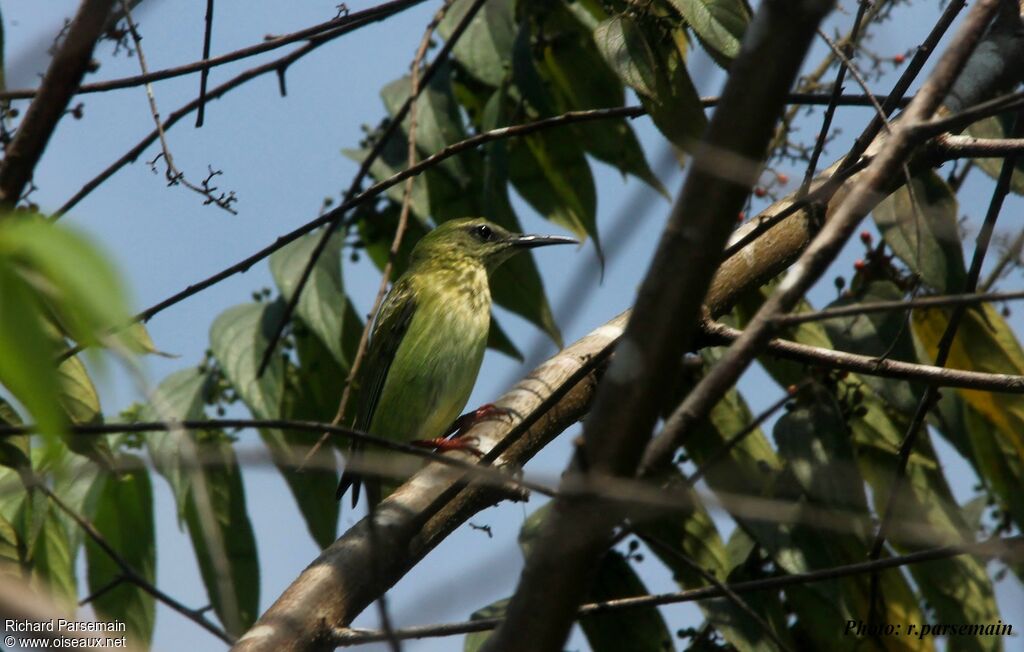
[411,437,484,458]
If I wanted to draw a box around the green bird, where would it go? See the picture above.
[336,217,577,506]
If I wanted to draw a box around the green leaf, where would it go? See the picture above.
[594,15,707,151]
[966,113,1024,195]
[580,551,673,651]
[57,356,116,470]
[485,317,522,361]
[0,263,64,437]
[519,505,672,651]
[0,397,31,474]
[438,0,516,86]
[594,16,660,98]
[269,230,348,367]
[463,598,508,652]
[85,460,156,646]
[210,300,336,548]
[480,86,564,346]
[536,9,667,195]
[666,0,750,62]
[0,215,130,349]
[143,366,213,523]
[183,433,259,637]
[873,171,965,292]
[508,128,601,258]
[210,301,285,420]
[823,281,924,414]
[27,501,76,608]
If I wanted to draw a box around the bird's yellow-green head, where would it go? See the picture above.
[409,218,578,273]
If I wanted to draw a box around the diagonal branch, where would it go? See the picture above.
[0,0,116,209]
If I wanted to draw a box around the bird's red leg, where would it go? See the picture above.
[411,404,514,457]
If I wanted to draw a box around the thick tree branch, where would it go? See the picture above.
[0,0,116,208]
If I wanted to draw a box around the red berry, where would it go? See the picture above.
[754,186,767,198]
[854,259,866,271]
[860,231,872,244]
[776,173,789,184]
[737,211,746,223]
[893,54,906,64]
[786,384,799,395]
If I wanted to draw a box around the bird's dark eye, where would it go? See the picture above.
[472,224,494,241]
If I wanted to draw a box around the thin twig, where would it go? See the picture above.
[774,288,1024,325]
[799,2,869,197]
[326,535,1023,646]
[195,0,215,127]
[119,0,237,214]
[640,532,796,652]
[36,483,233,644]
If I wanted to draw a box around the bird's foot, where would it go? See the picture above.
[444,403,514,438]
[411,437,485,458]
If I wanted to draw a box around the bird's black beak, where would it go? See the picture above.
[509,234,579,249]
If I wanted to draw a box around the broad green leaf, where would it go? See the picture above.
[210,300,336,547]
[0,397,30,474]
[143,366,213,523]
[580,551,673,651]
[666,0,750,63]
[486,318,522,361]
[823,281,923,414]
[537,8,666,195]
[121,322,168,357]
[269,230,348,367]
[0,264,64,436]
[960,402,1024,531]
[210,301,285,419]
[519,505,673,651]
[637,479,793,652]
[966,114,1024,195]
[480,86,564,346]
[85,461,156,646]
[594,15,706,151]
[438,0,516,86]
[381,64,469,181]
[463,598,508,652]
[57,356,116,470]
[27,502,76,608]
[0,215,130,349]
[183,433,259,637]
[594,16,660,98]
[873,171,965,292]
[508,129,601,258]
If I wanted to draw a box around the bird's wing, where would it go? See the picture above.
[336,277,418,505]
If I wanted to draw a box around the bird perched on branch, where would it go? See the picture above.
[336,217,577,506]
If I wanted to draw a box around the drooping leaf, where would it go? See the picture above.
[183,433,259,637]
[518,504,673,651]
[536,6,667,195]
[0,264,64,437]
[594,14,706,151]
[966,113,1024,195]
[0,397,30,474]
[0,215,130,349]
[666,0,750,63]
[463,598,508,652]
[210,300,337,547]
[142,366,213,523]
[269,229,348,367]
[85,460,156,646]
[873,171,965,292]
[438,0,516,87]
[56,356,116,470]
[480,86,564,346]
[26,501,76,608]
[508,128,601,258]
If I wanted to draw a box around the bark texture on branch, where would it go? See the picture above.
[0,0,116,208]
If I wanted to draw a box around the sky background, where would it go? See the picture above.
[3,1,1022,650]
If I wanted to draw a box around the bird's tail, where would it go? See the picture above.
[336,442,363,507]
